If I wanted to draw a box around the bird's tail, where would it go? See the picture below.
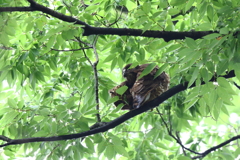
[132,93,150,109]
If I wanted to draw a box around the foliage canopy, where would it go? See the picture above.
[0,0,240,159]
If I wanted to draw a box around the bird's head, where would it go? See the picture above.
[122,63,132,78]
[122,63,139,87]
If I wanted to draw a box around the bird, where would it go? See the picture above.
[109,81,133,110]
[123,63,170,109]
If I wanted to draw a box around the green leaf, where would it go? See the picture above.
[111,58,117,70]
[203,33,221,39]
[85,4,99,12]
[105,144,115,160]
[107,96,119,104]
[142,2,151,13]
[16,64,29,76]
[185,0,195,11]
[200,68,210,83]
[126,0,137,10]
[184,97,198,111]
[213,98,222,120]
[234,147,240,157]
[199,2,208,19]
[33,130,49,137]
[93,134,103,143]
[5,26,15,36]
[29,72,36,90]
[46,36,55,49]
[220,28,229,34]
[111,135,123,146]
[0,32,10,46]
[83,13,94,20]
[48,58,58,71]
[35,71,45,82]
[85,138,95,151]
[187,67,199,88]
[0,111,18,127]
[216,59,228,75]
[207,5,214,21]
[170,0,187,6]
[135,48,145,62]
[98,141,107,154]
[62,29,75,40]
[180,49,199,63]
[168,8,180,15]
[165,44,182,53]
[185,37,197,49]
[178,156,192,160]
[196,23,212,30]
[0,108,12,116]
[8,98,17,108]
[217,77,231,89]
[114,145,128,157]
[138,63,156,79]
[116,86,128,95]
[156,142,168,149]
[142,22,153,33]
[154,63,168,79]
[39,108,50,116]
[184,87,199,103]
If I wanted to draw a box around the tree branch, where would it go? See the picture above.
[92,36,101,122]
[0,7,35,12]
[192,134,240,159]
[234,82,240,90]
[83,28,217,42]
[0,70,235,147]
[75,37,101,122]
[51,47,92,52]
[0,1,219,42]
[26,0,90,27]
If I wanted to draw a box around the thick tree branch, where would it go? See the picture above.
[26,0,90,27]
[0,70,235,147]
[0,1,219,41]
[83,28,217,41]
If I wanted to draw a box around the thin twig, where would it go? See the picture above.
[51,47,92,51]
[158,108,201,155]
[192,135,240,159]
[234,82,240,90]
[75,36,101,122]
[108,6,124,27]
[176,131,187,156]
[92,36,100,122]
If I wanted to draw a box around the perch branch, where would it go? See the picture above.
[0,70,235,148]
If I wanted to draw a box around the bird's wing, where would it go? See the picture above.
[130,67,160,109]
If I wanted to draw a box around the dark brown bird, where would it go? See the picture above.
[123,64,170,109]
[109,81,133,110]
